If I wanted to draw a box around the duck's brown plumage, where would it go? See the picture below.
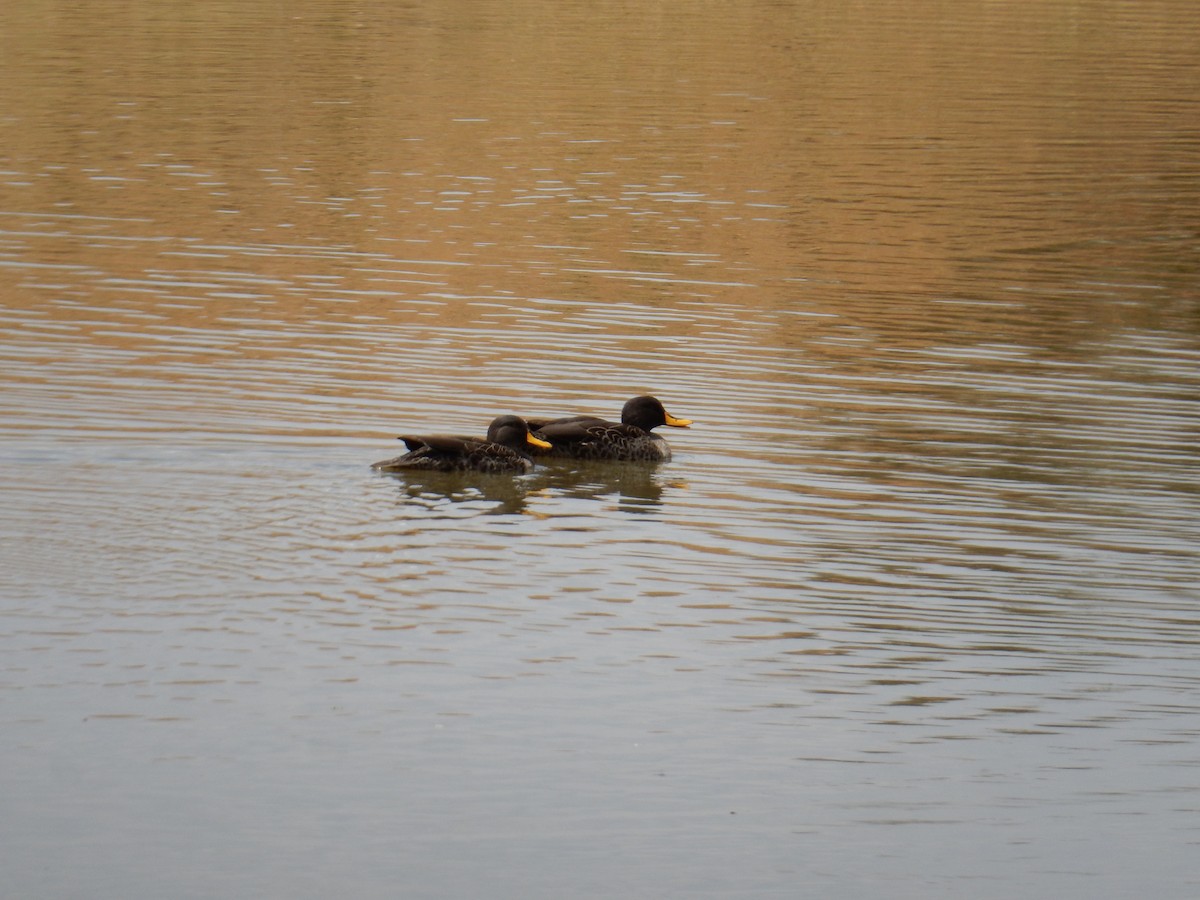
[371,415,551,474]
[526,395,691,462]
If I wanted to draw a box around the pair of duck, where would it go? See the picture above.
[371,395,692,474]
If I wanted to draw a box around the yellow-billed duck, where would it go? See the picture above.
[371,415,551,474]
[525,395,692,462]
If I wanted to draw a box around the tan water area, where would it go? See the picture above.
[3,2,1200,897]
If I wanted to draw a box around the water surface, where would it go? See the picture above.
[2,2,1199,898]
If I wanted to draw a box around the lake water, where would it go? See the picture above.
[2,2,1199,898]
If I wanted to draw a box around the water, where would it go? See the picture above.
[2,2,1200,898]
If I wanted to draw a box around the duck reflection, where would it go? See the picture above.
[375,460,671,515]
[376,469,536,516]
[528,460,668,513]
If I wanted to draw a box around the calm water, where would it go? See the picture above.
[3,2,1200,898]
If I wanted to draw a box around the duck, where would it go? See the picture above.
[371,415,551,474]
[524,395,692,462]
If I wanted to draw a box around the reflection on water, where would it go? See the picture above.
[2,1,1200,898]
[378,470,541,517]
[371,460,670,517]
[531,461,670,513]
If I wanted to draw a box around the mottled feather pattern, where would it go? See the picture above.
[526,395,691,462]
[372,415,547,474]
[532,420,673,461]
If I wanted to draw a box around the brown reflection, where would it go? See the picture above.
[4,0,1197,341]
[2,0,1198,449]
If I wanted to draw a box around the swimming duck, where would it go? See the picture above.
[371,415,551,474]
[525,395,692,462]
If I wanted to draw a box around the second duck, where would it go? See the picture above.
[372,415,551,474]
[525,395,692,462]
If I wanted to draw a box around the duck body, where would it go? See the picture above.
[372,415,551,474]
[527,395,691,462]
